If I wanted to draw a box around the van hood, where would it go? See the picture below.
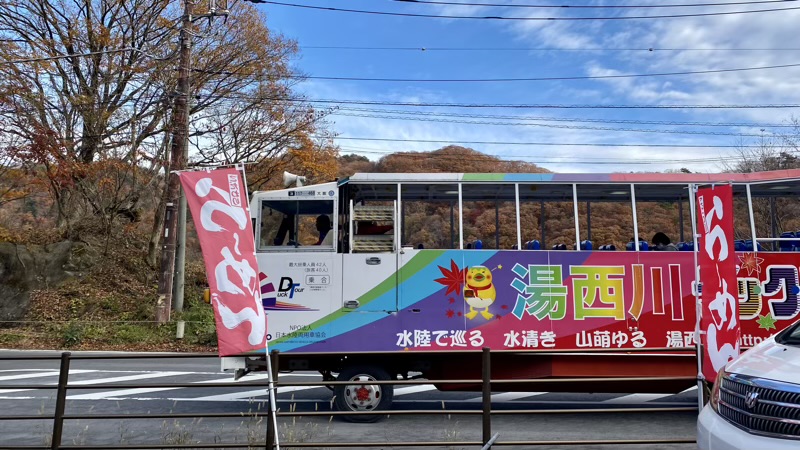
[726,338,800,385]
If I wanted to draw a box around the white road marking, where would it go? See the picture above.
[465,392,548,402]
[602,386,698,404]
[394,384,438,396]
[0,370,98,394]
[0,369,95,382]
[191,385,319,401]
[67,372,276,400]
[0,371,185,395]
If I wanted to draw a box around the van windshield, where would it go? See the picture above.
[777,321,800,346]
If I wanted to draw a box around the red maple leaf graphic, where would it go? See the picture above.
[738,252,765,276]
[435,260,466,297]
[446,309,455,318]
[449,298,456,304]
[458,312,463,317]
[501,305,508,310]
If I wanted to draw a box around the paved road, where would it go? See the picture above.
[0,350,699,449]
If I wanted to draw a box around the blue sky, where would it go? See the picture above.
[251,0,800,173]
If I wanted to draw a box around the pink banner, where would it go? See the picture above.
[696,185,740,380]
[178,168,266,356]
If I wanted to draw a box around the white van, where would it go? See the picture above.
[697,320,800,449]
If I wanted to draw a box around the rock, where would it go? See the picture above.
[0,241,95,323]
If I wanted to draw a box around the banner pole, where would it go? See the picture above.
[237,164,280,449]
[688,183,705,412]
[265,341,280,450]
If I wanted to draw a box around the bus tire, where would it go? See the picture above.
[333,365,393,423]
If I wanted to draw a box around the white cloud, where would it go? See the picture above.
[289,2,800,173]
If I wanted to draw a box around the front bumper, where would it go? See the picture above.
[697,404,800,450]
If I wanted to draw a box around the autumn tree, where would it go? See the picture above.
[724,126,800,245]
[0,0,333,264]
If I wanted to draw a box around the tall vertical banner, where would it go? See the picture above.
[696,184,740,381]
[178,168,267,356]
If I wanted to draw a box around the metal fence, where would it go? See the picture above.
[0,349,700,449]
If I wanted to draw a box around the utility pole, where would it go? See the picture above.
[156,0,229,325]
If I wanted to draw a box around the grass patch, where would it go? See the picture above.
[0,332,25,345]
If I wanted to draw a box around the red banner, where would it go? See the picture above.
[178,168,267,356]
[696,184,740,380]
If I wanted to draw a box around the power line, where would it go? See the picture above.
[287,62,800,83]
[337,144,739,164]
[0,47,156,65]
[331,111,770,136]
[301,45,800,52]
[333,106,797,128]
[247,1,800,20]
[323,135,747,148]
[259,96,800,109]
[388,0,797,9]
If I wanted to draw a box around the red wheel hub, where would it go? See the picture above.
[355,386,371,402]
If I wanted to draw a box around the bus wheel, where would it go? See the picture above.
[333,365,393,423]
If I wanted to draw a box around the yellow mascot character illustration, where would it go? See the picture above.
[464,265,496,320]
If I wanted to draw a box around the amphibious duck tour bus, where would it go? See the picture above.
[225,170,800,421]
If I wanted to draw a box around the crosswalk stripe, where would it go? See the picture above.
[0,369,95,382]
[190,385,319,401]
[602,386,698,404]
[66,372,275,400]
[394,385,438,396]
[465,391,548,402]
[63,372,188,399]
[0,370,98,394]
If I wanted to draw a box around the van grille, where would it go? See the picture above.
[718,374,800,440]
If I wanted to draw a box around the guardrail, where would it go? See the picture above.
[0,348,700,449]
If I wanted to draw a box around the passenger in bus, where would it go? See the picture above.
[651,232,678,251]
[315,214,333,246]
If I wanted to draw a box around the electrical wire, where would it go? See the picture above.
[245,0,800,20]
[337,144,741,164]
[332,106,797,128]
[320,135,750,148]
[240,95,800,109]
[300,45,800,52]
[191,60,800,83]
[331,111,772,136]
[285,62,800,83]
[387,0,798,9]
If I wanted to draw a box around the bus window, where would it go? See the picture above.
[576,184,635,251]
[518,184,575,250]
[401,184,460,249]
[461,184,516,249]
[748,181,800,251]
[258,199,335,251]
[629,184,686,251]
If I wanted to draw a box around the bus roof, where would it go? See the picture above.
[341,169,800,185]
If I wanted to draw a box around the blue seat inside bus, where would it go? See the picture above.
[779,232,795,251]
[677,242,693,251]
[598,244,617,251]
[625,241,649,251]
[473,240,483,249]
[552,243,567,250]
[574,240,593,250]
[735,240,746,251]
[743,240,763,251]
[523,240,540,250]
